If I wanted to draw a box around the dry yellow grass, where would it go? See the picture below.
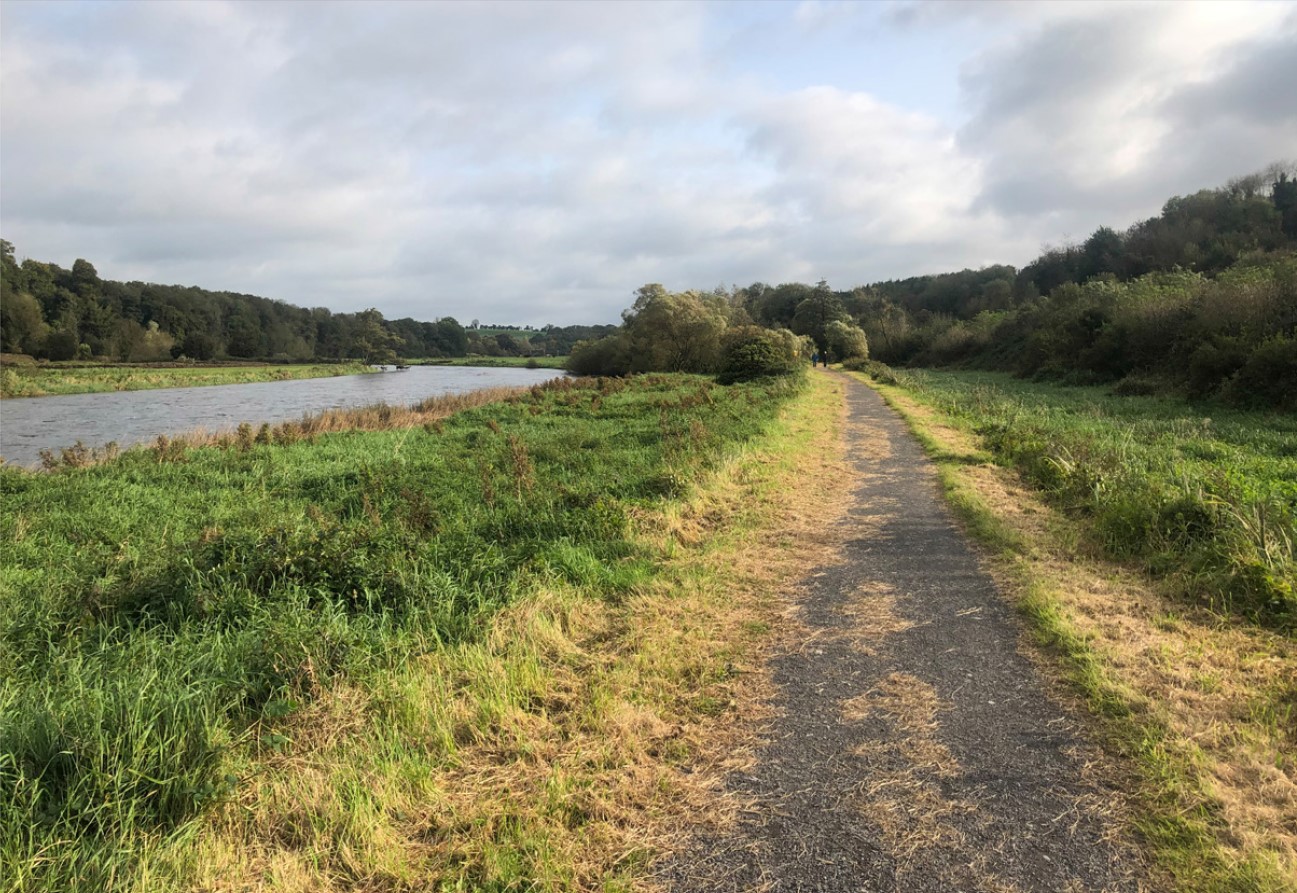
[162,371,856,892]
[34,386,530,470]
[867,377,1297,890]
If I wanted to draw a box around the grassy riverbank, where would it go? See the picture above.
[850,366,1297,891]
[0,362,373,399]
[1,370,836,892]
[415,355,569,369]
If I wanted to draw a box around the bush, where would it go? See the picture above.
[842,357,901,384]
[1222,335,1297,410]
[566,336,631,376]
[1187,339,1248,399]
[717,327,799,384]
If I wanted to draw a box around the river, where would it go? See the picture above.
[0,365,566,468]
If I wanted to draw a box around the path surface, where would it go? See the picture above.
[664,373,1145,893]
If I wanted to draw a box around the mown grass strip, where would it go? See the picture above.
[846,367,1297,893]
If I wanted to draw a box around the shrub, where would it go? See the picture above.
[842,358,901,385]
[716,327,799,384]
[1222,335,1297,410]
[566,336,631,376]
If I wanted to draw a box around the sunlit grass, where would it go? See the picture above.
[852,367,1297,892]
[867,368,1296,628]
[0,371,812,892]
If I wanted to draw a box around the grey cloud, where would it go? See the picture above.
[957,4,1297,234]
[2,1,1293,327]
[1164,23,1297,126]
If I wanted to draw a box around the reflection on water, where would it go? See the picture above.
[0,366,565,468]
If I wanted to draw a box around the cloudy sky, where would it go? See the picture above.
[2,1,1294,325]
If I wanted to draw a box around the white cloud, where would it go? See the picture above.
[1,0,1293,325]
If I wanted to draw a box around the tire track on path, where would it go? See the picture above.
[663,371,1148,893]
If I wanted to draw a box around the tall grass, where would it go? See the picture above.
[0,372,803,892]
[871,367,1296,628]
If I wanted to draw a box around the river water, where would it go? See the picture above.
[0,365,566,468]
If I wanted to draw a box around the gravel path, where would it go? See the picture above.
[663,372,1147,893]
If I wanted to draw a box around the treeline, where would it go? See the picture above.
[566,282,868,381]
[850,166,1297,409]
[0,241,604,364]
[593,164,1293,408]
[573,165,1295,407]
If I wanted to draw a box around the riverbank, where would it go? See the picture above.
[848,365,1296,891]
[1,370,840,892]
[415,355,568,369]
[0,361,373,399]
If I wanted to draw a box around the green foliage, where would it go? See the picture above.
[894,371,1297,628]
[0,373,802,890]
[1220,336,1297,411]
[566,335,631,376]
[622,285,729,373]
[824,319,868,361]
[716,326,802,384]
[790,281,848,353]
[0,363,372,399]
[0,241,499,363]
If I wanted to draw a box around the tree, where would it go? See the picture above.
[824,319,869,361]
[0,291,47,354]
[790,281,848,353]
[353,308,403,364]
[71,258,100,294]
[1274,172,1297,238]
[179,331,218,361]
[1081,227,1124,281]
[434,317,468,356]
[622,285,728,373]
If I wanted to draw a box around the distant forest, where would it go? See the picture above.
[568,163,1296,409]
[838,164,1297,408]
[0,244,613,364]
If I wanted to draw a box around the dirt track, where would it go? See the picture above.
[663,371,1147,893]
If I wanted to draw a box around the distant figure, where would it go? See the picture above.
[811,352,820,367]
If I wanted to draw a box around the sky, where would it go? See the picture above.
[2,1,1295,326]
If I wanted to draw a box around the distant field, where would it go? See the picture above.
[0,362,372,398]
[416,355,568,368]
[872,368,1297,627]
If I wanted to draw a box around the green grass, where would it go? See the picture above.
[415,356,568,369]
[875,369,1296,629]
[0,363,373,399]
[851,366,1297,892]
[0,372,804,892]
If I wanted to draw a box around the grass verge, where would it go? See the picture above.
[1,369,848,892]
[846,367,1297,893]
[0,362,373,399]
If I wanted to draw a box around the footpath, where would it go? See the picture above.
[664,371,1146,893]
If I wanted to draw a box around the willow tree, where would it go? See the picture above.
[622,284,729,373]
